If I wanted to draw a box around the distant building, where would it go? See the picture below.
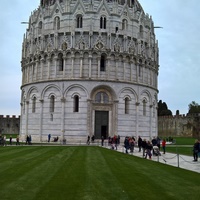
[0,115,20,135]
[20,0,159,142]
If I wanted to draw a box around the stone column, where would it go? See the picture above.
[25,101,29,137]
[135,102,140,138]
[80,54,83,78]
[54,56,58,78]
[123,57,126,80]
[47,56,51,79]
[63,55,66,77]
[149,105,153,139]
[113,100,119,136]
[61,97,66,140]
[35,59,39,81]
[71,54,74,78]
[39,99,44,142]
[115,56,119,80]
[89,54,92,78]
[107,56,111,79]
[97,55,100,78]
[41,57,45,80]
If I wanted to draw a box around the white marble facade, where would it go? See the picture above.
[20,0,159,142]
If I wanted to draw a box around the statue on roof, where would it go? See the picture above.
[40,0,56,7]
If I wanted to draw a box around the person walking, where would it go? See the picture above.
[87,135,90,145]
[124,137,129,154]
[193,139,199,162]
[141,139,147,157]
[145,141,153,159]
[162,139,166,154]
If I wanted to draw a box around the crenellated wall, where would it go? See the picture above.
[0,115,20,135]
[158,114,200,138]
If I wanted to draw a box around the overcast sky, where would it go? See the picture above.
[0,0,199,116]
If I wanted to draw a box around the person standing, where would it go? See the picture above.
[138,136,142,152]
[101,136,104,146]
[124,137,129,154]
[193,139,199,162]
[87,135,90,145]
[9,135,12,145]
[145,141,153,159]
[141,139,147,157]
[16,135,20,145]
[162,139,166,154]
[48,134,51,142]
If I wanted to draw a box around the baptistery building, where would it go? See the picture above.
[20,0,159,142]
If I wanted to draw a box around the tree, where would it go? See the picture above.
[158,100,172,116]
[188,101,200,114]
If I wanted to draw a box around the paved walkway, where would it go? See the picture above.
[103,144,200,174]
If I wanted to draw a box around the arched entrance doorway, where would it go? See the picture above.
[90,86,117,139]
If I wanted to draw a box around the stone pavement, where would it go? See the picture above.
[103,145,200,174]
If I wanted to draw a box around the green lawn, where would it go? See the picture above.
[164,137,196,156]
[0,146,199,200]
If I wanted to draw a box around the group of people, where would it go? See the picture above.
[0,134,20,146]
[124,136,135,153]
[123,136,166,159]
[25,135,32,145]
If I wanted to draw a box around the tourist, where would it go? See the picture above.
[162,139,166,154]
[101,136,104,146]
[138,136,142,152]
[48,134,51,142]
[151,137,157,146]
[16,135,20,145]
[9,135,12,145]
[145,141,153,159]
[141,139,147,157]
[124,137,129,154]
[193,139,199,162]
[3,135,6,146]
[156,136,161,150]
[129,137,135,153]
[91,135,95,143]
[87,135,90,145]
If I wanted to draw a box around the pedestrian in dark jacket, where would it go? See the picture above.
[141,139,147,157]
[145,141,153,159]
[138,136,142,152]
[193,139,199,162]
[124,137,129,154]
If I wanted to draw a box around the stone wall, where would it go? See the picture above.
[0,115,20,135]
[158,114,200,138]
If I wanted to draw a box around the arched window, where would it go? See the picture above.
[143,99,147,116]
[100,16,106,29]
[74,95,79,112]
[54,16,60,30]
[100,54,106,71]
[122,19,128,30]
[76,15,83,28]
[95,92,109,103]
[125,97,130,114]
[58,53,64,71]
[32,97,36,113]
[50,95,55,113]
[38,21,42,34]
